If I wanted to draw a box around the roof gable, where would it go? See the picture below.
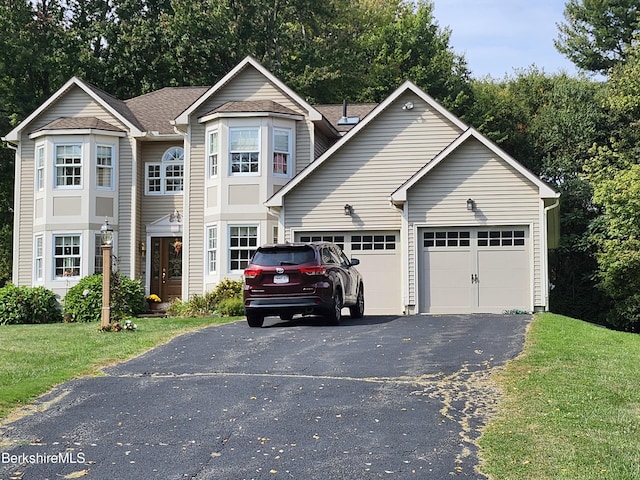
[173,56,325,126]
[390,128,559,202]
[265,81,467,208]
[4,77,143,142]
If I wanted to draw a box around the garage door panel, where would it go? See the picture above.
[422,250,472,312]
[477,249,529,311]
[297,231,402,315]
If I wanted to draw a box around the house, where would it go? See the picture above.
[3,56,559,315]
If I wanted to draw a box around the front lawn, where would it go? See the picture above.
[0,317,239,419]
[480,313,640,479]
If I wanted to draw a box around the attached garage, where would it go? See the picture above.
[296,231,402,315]
[419,227,531,314]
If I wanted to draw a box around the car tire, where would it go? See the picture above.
[349,284,365,319]
[326,289,343,326]
[246,313,264,328]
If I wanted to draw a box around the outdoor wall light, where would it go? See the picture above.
[466,198,475,211]
[139,241,146,256]
[402,101,414,110]
[344,204,354,216]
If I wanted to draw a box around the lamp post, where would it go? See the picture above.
[100,218,113,329]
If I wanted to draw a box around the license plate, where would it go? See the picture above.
[273,274,289,284]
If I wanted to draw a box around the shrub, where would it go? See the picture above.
[0,283,62,325]
[217,296,244,316]
[64,273,145,323]
[167,278,244,317]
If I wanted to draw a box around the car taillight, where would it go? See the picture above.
[300,265,326,275]
[243,267,262,279]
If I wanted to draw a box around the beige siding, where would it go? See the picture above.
[187,122,206,295]
[117,137,135,276]
[284,92,463,230]
[15,142,35,285]
[29,86,128,132]
[140,142,184,225]
[406,138,542,307]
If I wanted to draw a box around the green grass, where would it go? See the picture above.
[479,313,640,480]
[0,317,239,419]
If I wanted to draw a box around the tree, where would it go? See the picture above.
[555,0,640,73]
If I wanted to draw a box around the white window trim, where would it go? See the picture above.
[95,144,115,190]
[272,128,292,178]
[207,130,219,178]
[34,234,44,282]
[53,233,82,279]
[145,146,184,195]
[228,224,259,273]
[35,144,45,191]
[54,143,83,189]
[206,225,218,275]
[229,127,260,176]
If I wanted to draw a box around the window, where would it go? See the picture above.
[145,147,184,194]
[207,226,217,274]
[34,235,43,281]
[273,128,291,176]
[55,144,82,188]
[54,235,81,278]
[229,225,258,271]
[352,234,397,251]
[94,233,103,274]
[423,231,470,248]
[299,235,345,250]
[96,145,114,188]
[478,230,525,247]
[35,145,45,191]
[230,128,259,174]
[208,131,218,177]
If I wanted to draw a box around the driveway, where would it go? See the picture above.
[0,314,530,479]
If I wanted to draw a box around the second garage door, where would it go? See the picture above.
[419,227,531,314]
[297,232,402,315]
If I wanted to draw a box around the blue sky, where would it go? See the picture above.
[432,0,579,78]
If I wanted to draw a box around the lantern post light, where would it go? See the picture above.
[100,218,113,329]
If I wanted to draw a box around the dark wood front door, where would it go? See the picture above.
[150,237,182,301]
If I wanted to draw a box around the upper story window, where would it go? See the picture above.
[208,130,218,178]
[230,128,259,175]
[146,146,184,195]
[96,145,114,189]
[273,128,292,177]
[35,145,45,191]
[55,144,82,188]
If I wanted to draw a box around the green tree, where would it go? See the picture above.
[555,0,640,73]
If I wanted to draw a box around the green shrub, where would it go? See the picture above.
[167,278,244,317]
[217,296,244,316]
[0,284,62,325]
[64,273,145,323]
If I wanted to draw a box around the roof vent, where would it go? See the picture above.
[337,99,360,126]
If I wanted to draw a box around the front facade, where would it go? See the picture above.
[4,57,559,314]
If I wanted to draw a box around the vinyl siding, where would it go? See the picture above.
[284,92,463,230]
[15,141,35,285]
[406,138,543,307]
[140,141,184,225]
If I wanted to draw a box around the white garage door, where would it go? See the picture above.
[297,232,402,315]
[419,227,530,314]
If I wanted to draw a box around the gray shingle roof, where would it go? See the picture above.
[314,103,378,132]
[33,116,126,133]
[125,87,210,134]
[206,100,300,117]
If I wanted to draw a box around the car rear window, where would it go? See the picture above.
[251,246,316,266]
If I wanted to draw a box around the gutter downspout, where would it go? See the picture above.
[543,197,560,311]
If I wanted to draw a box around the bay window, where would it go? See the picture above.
[273,128,291,176]
[230,128,259,175]
[229,225,257,271]
[55,144,82,188]
[54,234,81,278]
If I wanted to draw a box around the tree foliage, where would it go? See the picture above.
[555,0,640,73]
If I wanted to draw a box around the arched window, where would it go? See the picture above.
[146,147,184,194]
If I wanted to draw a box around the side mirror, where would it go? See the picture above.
[350,258,360,266]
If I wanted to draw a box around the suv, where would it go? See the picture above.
[243,242,364,327]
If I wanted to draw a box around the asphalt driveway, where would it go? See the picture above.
[0,314,530,479]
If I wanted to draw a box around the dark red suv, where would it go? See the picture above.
[243,242,364,327]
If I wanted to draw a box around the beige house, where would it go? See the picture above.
[4,56,559,315]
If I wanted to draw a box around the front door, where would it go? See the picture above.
[150,237,182,301]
